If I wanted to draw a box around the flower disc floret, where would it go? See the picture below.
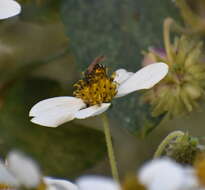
[73,64,117,106]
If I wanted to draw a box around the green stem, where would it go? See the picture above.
[101,113,120,183]
[163,18,174,65]
[153,131,185,158]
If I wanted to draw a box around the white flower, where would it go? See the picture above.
[0,0,21,20]
[76,176,120,190]
[71,159,201,190]
[0,151,41,188]
[44,177,78,190]
[29,62,168,127]
[138,158,198,190]
[0,151,78,190]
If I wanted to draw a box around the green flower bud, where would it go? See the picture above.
[143,19,205,118]
[154,131,204,165]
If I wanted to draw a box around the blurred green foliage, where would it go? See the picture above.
[17,0,63,21]
[0,18,69,86]
[0,78,106,178]
[61,0,180,70]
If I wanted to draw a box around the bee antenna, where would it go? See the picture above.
[87,56,106,74]
[92,55,106,65]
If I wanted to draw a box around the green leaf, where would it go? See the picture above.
[110,93,165,137]
[60,0,180,70]
[60,0,180,135]
[0,78,106,178]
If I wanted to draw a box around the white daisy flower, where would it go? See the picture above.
[0,0,21,20]
[138,158,198,190]
[44,177,78,190]
[29,56,168,127]
[0,151,78,190]
[1,151,41,188]
[76,176,120,190]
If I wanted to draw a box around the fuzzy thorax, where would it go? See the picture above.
[73,64,117,106]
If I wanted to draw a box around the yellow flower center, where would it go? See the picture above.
[36,181,47,190]
[121,175,147,190]
[73,62,117,106]
[0,184,13,190]
[194,153,205,186]
[0,180,47,190]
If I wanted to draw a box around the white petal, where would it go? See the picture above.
[181,168,199,190]
[29,97,85,117]
[0,0,21,19]
[44,177,78,190]
[76,176,120,190]
[30,97,86,127]
[116,62,168,97]
[113,69,134,85]
[138,158,186,190]
[75,103,111,119]
[7,151,41,188]
[0,161,20,187]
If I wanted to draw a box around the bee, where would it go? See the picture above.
[83,56,107,84]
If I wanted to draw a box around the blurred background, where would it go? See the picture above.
[1,0,205,180]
